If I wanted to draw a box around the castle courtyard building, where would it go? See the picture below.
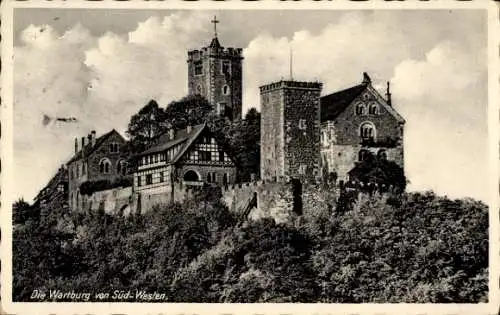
[320,73,405,181]
[67,129,130,211]
[133,123,237,202]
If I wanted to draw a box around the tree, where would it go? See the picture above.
[13,198,36,225]
[348,151,406,192]
[126,99,169,152]
[208,108,261,182]
[164,95,214,130]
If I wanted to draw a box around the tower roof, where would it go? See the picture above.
[209,36,221,49]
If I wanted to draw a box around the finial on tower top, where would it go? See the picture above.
[211,15,220,37]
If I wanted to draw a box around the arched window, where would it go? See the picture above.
[223,173,228,185]
[207,173,212,183]
[377,149,387,161]
[117,160,128,175]
[360,122,376,140]
[368,102,379,115]
[99,158,111,174]
[355,102,366,115]
[222,85,230,95]
[358,149,369,161]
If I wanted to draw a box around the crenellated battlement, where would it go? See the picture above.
[187,46,243,61]
[259,80,323,93]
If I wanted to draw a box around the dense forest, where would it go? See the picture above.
[13,188,488,303]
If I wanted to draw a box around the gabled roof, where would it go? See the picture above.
[320,84,367,122]
[138,124,206,163]
[34,166,68,202]
[68,129,124,163]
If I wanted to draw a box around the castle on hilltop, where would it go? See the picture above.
[33,17,405,217]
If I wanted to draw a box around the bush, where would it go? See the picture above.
[79,177,132,195]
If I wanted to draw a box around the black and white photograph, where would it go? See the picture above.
[1,1,498,313]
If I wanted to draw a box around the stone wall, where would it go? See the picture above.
[260,84,284,180]
[283,83,322,179]
[222,179,296,224]
[321,144,404,180]
[87,186,134,215]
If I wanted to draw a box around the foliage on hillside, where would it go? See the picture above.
[13,190,488,303]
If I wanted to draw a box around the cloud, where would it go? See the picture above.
[14,11,211,201]
[391,42,487,200]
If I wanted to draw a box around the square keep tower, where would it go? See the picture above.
[260,80,322,181]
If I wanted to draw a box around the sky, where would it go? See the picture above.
[12,8,488,202]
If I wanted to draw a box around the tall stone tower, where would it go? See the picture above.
[260,80,323,181]
[187,16,243,120]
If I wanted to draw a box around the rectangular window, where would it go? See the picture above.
[221,61,231,75]
[137,176,142,187]
[159,172,164,183]
[200,150,211,161]
[194,61,203,75]
[109,143,119,153]
[299,164,307,175]
[217,103,226,116]
[298,119,307,130]
[219,151,225,162]
[146,174,153,185]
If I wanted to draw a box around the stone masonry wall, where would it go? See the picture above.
[283,85,322,179]
[222,179,295,224]
[260,86,284,180]
[321,144,404,180]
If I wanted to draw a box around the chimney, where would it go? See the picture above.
[90,130,96,147]
[81,137,85,150]
[187,125,192,134]
[386,81,392,106]
[362,72,372,85]
[74,138,78,154]
[169,128,175,140]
